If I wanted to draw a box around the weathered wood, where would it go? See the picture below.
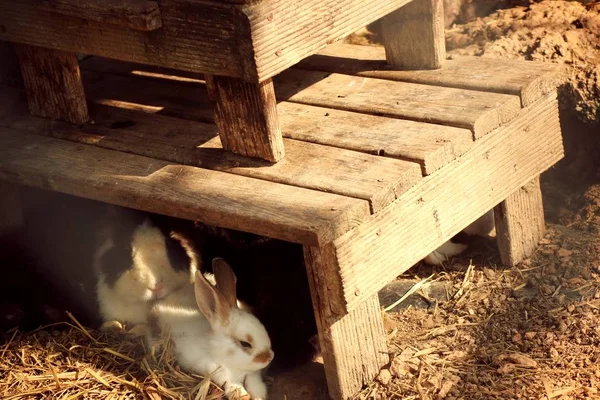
[297,43,563,107]
[78,61,473,175]
[0,127,370,246]
[331,95,563,313]
[303,245,388,400]
[276,69,521,138]
[205,75,284,162]
[381,0,446,69]
[494,177,546,266]
[0,181,23,235]
[0,90,423,213]
[39,0,163,31]
[0,0,413,82]
[14,44,88,125]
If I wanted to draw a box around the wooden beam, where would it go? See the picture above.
[205,75,285,162]
[39,0,163,32]
[0,0,413,82]
[494,177,546,266]
[303,244,388,400]
[14,44,88,125]
[0,127,370,246]
[381,0,446,69]
[331,95,563,313]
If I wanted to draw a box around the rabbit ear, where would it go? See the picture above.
[212,258,238,309]
[194,270,230,325]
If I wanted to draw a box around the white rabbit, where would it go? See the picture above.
[94,207,199,328]
[148,258,274,400]
[424,209,496,265]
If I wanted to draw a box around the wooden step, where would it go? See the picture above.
[80,58,476,174]
[0,89,422,214]
[0,126,369,246]
[296,43,563,107]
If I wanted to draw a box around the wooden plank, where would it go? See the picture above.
[0,127,370,246]
[205,75,285,162]
[276,69,521,139]
[381,0,446,69]
[331,94,563,313]
[0,90,423,213]
[303,245,388,400]
[79,61,473,175]
[14,44,88,125]
[297,43,563,107]
[0,0,249,80]
[39,0,163,32]
[0,0,413,82]
[494,177,546,266]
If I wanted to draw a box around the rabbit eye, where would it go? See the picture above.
[239,340,252,349]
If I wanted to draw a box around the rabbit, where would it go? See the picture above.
[424,209,496,265]
[94,206,200,329]
[148,257,274,400]
[190,224,319,370]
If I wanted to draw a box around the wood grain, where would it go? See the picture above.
[39,0,163,31]
[0,0,413,82]
[276,69,521,138]
[297,43,563,107]
[331,94,563,313]
[0,90,422,213]
[381,0,446,69]
[14,44,88,125]
[79,61,472,175]
[303,245,388,400]
[206,75,285,162]
[494,177,546,266]
[0,127,370,246]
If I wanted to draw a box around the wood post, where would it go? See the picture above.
[14,44,89,125]
[303,244,388,400]
[494,177,546,266]
[381,0,446,69]
[205,75,285,163]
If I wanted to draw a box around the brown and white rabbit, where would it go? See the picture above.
[94,206,200,328]
[423,209,496,265]
[148,258,274,400]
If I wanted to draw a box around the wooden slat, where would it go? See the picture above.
[0,127,370,246]
[381,0,446,69]
[14,44,89,125]
[494,177,546,266]
[276,69,521,139]
[39,0,163,32]
[0,0,413,82]
[330,94,563,313]
[0,90,422,213]
[205,75,285,162]
[297,43,563,107]
[303,245,388,400]
[79,60,473,175]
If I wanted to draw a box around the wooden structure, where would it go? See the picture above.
[0,0,564,398]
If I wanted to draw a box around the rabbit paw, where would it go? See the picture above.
[224,382,250,400]
[423,241,467,266]
[245,372,267,400]
[100,320,124,332]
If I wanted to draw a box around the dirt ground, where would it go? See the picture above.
[1,1,599,399]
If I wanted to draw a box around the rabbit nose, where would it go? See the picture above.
[152,282,167,298]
